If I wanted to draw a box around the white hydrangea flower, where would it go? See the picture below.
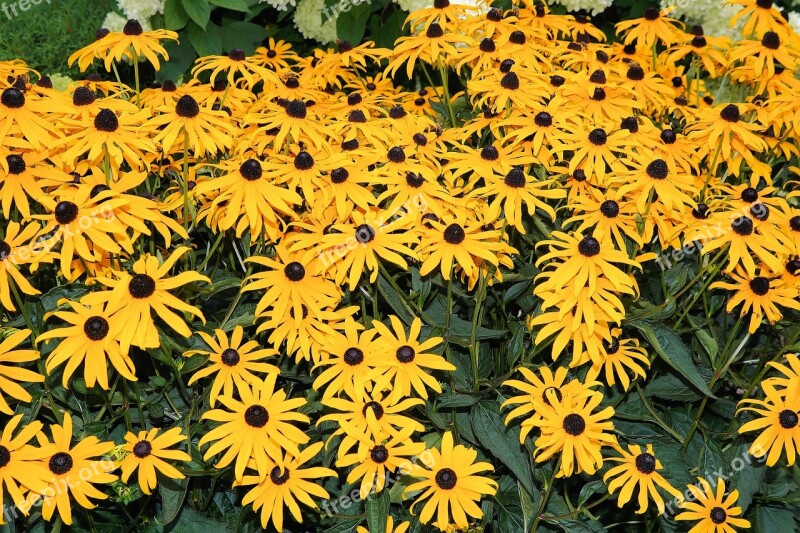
[259,0,297,11]
[550,0,613,16]
[789,11,800,36]
[294,0,338,44]
[395,0,432,13]
[661,0,742,37]
[48,74,73,93]
[102,11,128,32]
[116,0,165,22]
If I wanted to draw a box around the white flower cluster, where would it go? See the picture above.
[260,0,297,12]
[661,0,742,37]
[102,11,129,32]
[790,11,800,36]
[116,0,165,22]
[294,0,339,43]
[550,0,613,16]
[48,73,73,92]
[395,0,432,13]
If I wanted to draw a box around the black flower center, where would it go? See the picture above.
[389,106,406,119]
[285,99,307,119]
[1,88,25,108]
[710,506,727,524]
[562,413,586,436]
[741,187,759,203]
[786,258,800,275]
[720,104,740,122]
[646,159,669,180]
[0,446,9,468]
[228,48,246,61]
[534,111,552,127]
[756,0,773,7]
[128,274,156,298]
[94,109,119,132]
[426,23,444,39]
[84,316,109,341]
[6,154,25,174]
[509,30,526,44]
[220,348,240,366]
[643,6,660,20]
[348,109,367,123]
[443,224,465,245]
[396,345,416,363]
[54,201,79,224]
[660,129,676,144]
[731,216,753,236]
[337,40,354,53]
[603,336,620,354]
[791,216,800,232]
[621,116,638,132]
[370,445,389,463]
[0,241,10,261]
[691,36,707,48]
[504,167,526,188]
[626,66,645,81]
[542,386,563,406]
[244,405,269,427]
[572,169,586,182]
[49,452,73,475]
[73,86,96,106]
[749,276,770,295]
[479,38,496,53]
[591,87,606,101]
[162,80,177,92]
[330,167,349,184]
[600,200,619,218]
[578,236,600,257]
[549,75,565,87]
[406,172,424,188]
[284,261,306,282]
[344,347,364,365]
[762,31,780,49]
[500,72,520,90]
[480,145,499,161]
[133,440,152,458]
[779,409,799,428]
[362,401,384,419]
[751,202,769,221]
[487,8,503,21]
[692,203,710,219]
[270,466,290,484]
[388,146,406,163]
[413,133,428,146]
[239,159,263,180]
[435,468,457,489]
[175,95,200,118]
[635,452,656,474]
[123,19,143,36]
[95,28,110,40]
[294,151,314,170]
[355,224,376,244]
[284,77,300,89]
[588,128,607,145]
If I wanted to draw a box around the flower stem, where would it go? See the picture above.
[531,457,561,532]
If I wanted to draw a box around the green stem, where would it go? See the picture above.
[133,50,141,108]
[470,273,488,391]
[531,457,561,532]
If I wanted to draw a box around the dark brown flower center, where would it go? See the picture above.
[228,48,246,61]
[49,452,73,475]
[389,106,406,119]
[0,241,10,261]
[646,159,669,180]
[435,468,457,489]
[133,440,152,458]
[600,200,619,218]
[731,216,754,236]
[94,109,119,132]
[344,347,364,365]
[413,133,427,146]
[509,30,526,44]
[741,188,759,202]
[355,224,376,244]
[0,446,9,468]
[362,401,384,419]
[762,31,780,50]
[128,274,156,298]
[270,466,290,484]
[161,80,177,92]
[791,216,800,232]
[221,348,240,366]
[692,203,710,219]
[123,19,143,36]
[240,159,262,180]
[542,386,562,406]
[175,95,200,118]
[396,345,415,363]
[562,413,586,436]
[749,276,770,295]
[370,445,389,463]
[578,236,600,257]
[643,6,660,20]
[534,111,552,127]
[426,23,444,39]
[285,99,307,119]
[294,151,314,170]
[500,72,520,90]
[603,336,620,354]
[710,506,727,524]
[6,154,25,174]
[691,36,707,48]
[73,86,96,106]
[405,172,424,188]
[84,316,109,341]
[54,201,79,224]
[388,146,406,163]
[348,109,367,123]
[720,104,740,122]
[660,129,677,144]
[244,405,269,427]
[779,409,799,428]
[479,38,496,53]
[443,224,466,244]
[588,128,607,145]
[635,452,656,474]
[1,88,24,108]
[504,167,526,188]
[626,66,645,81]
[480,145,499,161]
[284,261,305,281]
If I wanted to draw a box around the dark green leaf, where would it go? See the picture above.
[209,0,250,11]
[156,39,197,83]
[756,505,797,532]
[436,392,479,409]
[364,489,389,533]
[471,401,538,498]
[645,373,701,402]
[165,0,190,29]
[631,322,714,397]
[188,21,222,57]
[377,274,414,324]
[181,0,211,29]
[219,21,268,54]
[336,2,371,44]
[159,475,189,525]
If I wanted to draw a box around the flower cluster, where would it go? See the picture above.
[0,0,799,531]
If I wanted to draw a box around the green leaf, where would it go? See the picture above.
[188,21,222,57]
[377,274,414,324]
[471,401,538,498]
[364,490,389,533]
[506,321,526,369]
[370,9,407,49]
[168,507,228,531]
[736,458,765,512]
[756,505,797,532]
[435,392,479,409]
[159,475,188,525]
[219,21,268,54]
[40,284,90,311]
[156,39,197,83]
[631,322,715,398]
[336,2,371,44]
[209,0,251,11]
[165,0,190,29]
[645,373,701,402]
[181,0,211,29]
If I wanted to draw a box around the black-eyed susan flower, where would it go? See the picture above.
[120,427,191,495]
[0,329,44,414]
[313,321,378,399]
[0,151,72,218]
[191,49,277,90]
[147,94,234,156]
[603,443,683,514]
[615,6,684,48]
[253,38,298,70]
[404,431,498,531]
[37,300,135,389]
[356,517,410,533]
[81,19,178,71]
[199,373,310,480]
[0,415,52,519]
[386,23,471,79]
[31,413,117,527]
[675,477,751,532]
[0,221,52,311]
[738,381,800,466]
[81,248,209,352]
[185,326,279,406]
[235,441,336,532]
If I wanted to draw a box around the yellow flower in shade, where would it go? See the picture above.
[29,413,117,527]
[710,266,800,333]
[405,432,498,532]
[386,23,472,79]
[584,333,651,390]
[0,221,52,311]
[242,98,332,152]
[370,316,453,403]
[603,443,683,514]
[615,6,684,47]
[243,243,341,321]
[338,426,426,498]
[728,0,788,39]
[357,517,410,533]
[738,381,800,466]
[81,248,209,352]
[701,210,789,276]
[532,391,617,477]
[120,427,191,495]
[185,326,280,406]
[0,151,72,218]
[675,477,751,532]
[199,373,310,480]
[0,415,52,520]
[252,38,298,70]
[37,301,135,389]
[147,94,234,156]
[763,353,800,391]
[0,329,44,414]
[235,441,336,532]
[313,321,379,400]
[191,49,278,90]
[71,19,178,71]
